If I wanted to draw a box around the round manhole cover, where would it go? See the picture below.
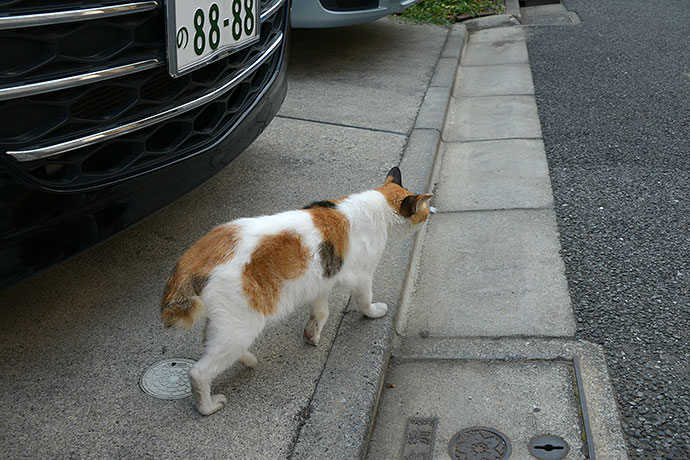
[140,358,196,399]
[448,427,511,460]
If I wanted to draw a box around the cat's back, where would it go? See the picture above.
[231,207,325,254]
[203,204,352,316]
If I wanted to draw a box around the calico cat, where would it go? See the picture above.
[160,167,433,415]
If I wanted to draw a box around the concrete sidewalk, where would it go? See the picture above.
[366,22,629,460]
[0,19,452,460]
[0,15,632,460]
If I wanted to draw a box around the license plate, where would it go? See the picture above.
[166,0,260,77]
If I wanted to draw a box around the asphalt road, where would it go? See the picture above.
[0,19,447,458]
[525,1,689,458]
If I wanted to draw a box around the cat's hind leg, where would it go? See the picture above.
[351,277,387,319]
[304,292,329,346]
[188,345,231,416]
[204,321,257,368]
[189,312,262,416]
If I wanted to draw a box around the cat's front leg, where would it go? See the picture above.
[304,293,329,346]
[351,278,388,319]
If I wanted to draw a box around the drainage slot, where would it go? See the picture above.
[535,444,565,451]
[528,435,570,459]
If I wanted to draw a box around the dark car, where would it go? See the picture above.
[0,0,290,289]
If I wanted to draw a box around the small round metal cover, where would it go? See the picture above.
[448,427,511,460]
[528,435,569,460]
[140,358,196,399]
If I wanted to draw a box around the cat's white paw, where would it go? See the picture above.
[303,322,321,346]
[240,352,257,368]
[304,325,321,346]
[364,302,388,319]
[196,394,227,416]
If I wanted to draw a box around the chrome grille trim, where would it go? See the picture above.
[0,0,286,100]
[7,32,284,162]
[261,0,285,22]
[0,59,161,101]
[0,1,160,30]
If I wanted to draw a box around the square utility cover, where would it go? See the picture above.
[367,360,586,460]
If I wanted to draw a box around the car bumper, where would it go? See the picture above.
[0,1,290,289]
[291,0,418,28]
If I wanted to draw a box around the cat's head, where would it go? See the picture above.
[377,167,434,230]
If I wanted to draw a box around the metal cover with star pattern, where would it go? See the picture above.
[448,427,512,460]
[140,358,196,399]
[399,417,438,460]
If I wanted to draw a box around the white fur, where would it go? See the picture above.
[188,189,424,415]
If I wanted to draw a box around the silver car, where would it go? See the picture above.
[291,0,418,28]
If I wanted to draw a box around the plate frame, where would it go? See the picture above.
[165,0,261,78]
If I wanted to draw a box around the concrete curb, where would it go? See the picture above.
[463,13,520,30]
[505,0,521,21]
[289,24,467,460]
[401,24,466,195]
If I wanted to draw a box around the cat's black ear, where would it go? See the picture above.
[385,167,402,187]
[400,195,416,217]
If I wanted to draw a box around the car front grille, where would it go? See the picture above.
[0,0,287,191]
[0,3,163,89]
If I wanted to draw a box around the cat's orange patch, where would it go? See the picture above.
[306,206,350,259]
[162,225,239,305]
[242,231,309,316]
[161,224,239,327]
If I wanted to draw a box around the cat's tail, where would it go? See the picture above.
[160,265,206,329]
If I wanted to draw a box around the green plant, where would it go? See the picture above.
[398,0,504,25]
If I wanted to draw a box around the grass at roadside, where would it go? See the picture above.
[398,0,504,25]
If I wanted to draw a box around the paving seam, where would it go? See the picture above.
[275,114,407,136]
[457,63,531,66]
[394,357,577,364]
[434,206,555,213]
[289,24,468,460]
[401,333,579,341]
[457,92,536,98]
[441,136,543,143]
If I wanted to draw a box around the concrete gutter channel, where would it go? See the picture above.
[294,13,629,460]
[289,25,468,460]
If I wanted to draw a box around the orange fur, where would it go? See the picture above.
[377,179,433,224]
[306,206,350,260]
[241,231,309,316]
[161,224,239,328]
[410,196,432,224]
[377,181,414,216]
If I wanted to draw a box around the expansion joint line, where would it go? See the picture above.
[276,115,406,136]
